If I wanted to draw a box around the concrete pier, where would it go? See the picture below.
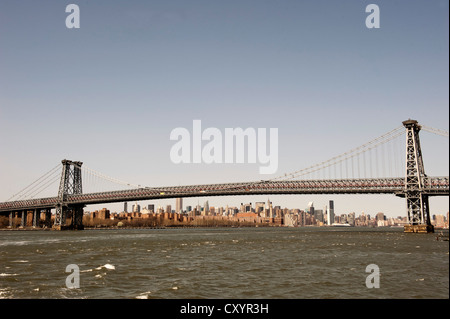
[404,224,434,233]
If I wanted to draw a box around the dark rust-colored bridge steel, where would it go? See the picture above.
[0,176,448,213]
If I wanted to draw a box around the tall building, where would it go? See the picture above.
[376,212,385,222]
[308,202,315,217]
[327,200,335,225]
[124,202,128,213]
[266,199,273,218]
[148,204,155,213]
[255,202,265,214]
[204,201,209,214]
[176,198,183,213]
[132,203,140,213]
[314,209,324,223]
[348,212,355,226]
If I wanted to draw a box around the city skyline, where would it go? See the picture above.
[95,194,449,220]
[83,197,449,228]
[0,1,448,218]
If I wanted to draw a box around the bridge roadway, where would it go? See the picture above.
[0,176,448,213]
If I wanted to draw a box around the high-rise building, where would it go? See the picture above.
[204,201,209,214]
[255,202,265,214]
[132,203,140,213]
[176,198,183,213]
[264,199,273,218]
[124,202,128,213]
[148,204,155,213]
[348,212,355,226]
[308,202,315,217]
[376,212,385,222]
[314,209,324,223]
[327,200,335,225]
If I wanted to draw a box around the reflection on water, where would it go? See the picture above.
[0,227,448,299]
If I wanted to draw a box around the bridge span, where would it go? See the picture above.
[0,177,448,213]
[0,119,448,233]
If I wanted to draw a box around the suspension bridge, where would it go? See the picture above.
[0,119,448,233]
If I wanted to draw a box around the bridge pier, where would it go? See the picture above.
[71,206,84,230]
[20,210,27,228]
[32,209,39,227]
[8,212,15,228]
[44,209,52,227]
[404,224,434,234]
[53,205,84,230]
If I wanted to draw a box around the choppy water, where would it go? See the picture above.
[0,227,448,299]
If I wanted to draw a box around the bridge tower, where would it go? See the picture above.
[402,120,434,233]
[53,159,84,230]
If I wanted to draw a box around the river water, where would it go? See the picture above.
[0,227,448,299]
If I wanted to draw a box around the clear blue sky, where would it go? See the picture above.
[0,0,448,217]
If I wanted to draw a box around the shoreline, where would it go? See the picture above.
[1,225,448,232]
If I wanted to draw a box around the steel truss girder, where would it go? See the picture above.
[0,176,448,213]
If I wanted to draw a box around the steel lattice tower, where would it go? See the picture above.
[54,159,84,230]
[403,120,434,233]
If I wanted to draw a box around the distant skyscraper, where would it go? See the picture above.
[376,212,385,221]
[124,202,128,213]
[176,198,183,213]
[255,202,265,214]
[308,202,315,216]
[132,203,140,213]
[327,200,335,225]
[266,199,273,218]
[204,201,209,214]
[314,209,324,223]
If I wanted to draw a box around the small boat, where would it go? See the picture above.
[331,223,351,227]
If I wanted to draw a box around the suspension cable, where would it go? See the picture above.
[271,126,404,181]
[421,125,449,137]
[6,163,61,201]
[79,165,142,189]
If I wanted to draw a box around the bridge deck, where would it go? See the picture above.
[0,177,448,212]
